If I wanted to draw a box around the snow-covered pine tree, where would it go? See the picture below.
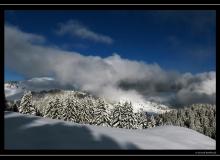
[171,110,178,125]
[122,101,135,129]
[178,109,185,127]
[85,97,96,125]
[62,96,78,122]
[202,116,210,135]
[194,111,203,133]
[148,115,156,128]
[93,98,110,127]
[154,114,163,126]
[78,98,91,124]
[44,96,63,120]
[158,117,163,126]
[188,110,196,130]
[111,102,125,128]
[135,109,148,129]
[19,91,36,115]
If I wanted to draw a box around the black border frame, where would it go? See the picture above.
[0,4,218,156]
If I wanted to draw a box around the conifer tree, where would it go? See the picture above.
[135,109,148,129]
[111,102,125,128]
[93,98,110,126]
[148,115,156,128]
[19,91,36,115]
[62,96,77,121]
[78,98,91,124]
[44,97,63,119]
[123,101,136,129]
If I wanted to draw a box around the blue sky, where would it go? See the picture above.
[5,10,216,81]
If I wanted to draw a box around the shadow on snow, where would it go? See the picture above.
[4,112,139,150]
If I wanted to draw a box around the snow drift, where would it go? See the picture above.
[5,111,215,150]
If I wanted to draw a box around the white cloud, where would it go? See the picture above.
[56,20,113,44]
[5,25,216,107]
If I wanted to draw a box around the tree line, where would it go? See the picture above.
[154,104,216,139]
[5,91,216,139]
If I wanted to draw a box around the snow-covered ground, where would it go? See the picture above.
[5,111,215,150]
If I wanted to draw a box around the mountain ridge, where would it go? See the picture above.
[4,78,171,114]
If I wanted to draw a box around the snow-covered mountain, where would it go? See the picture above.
[118,98,171,114]
[5,77,171,114]
[4,81,25,100]
[5,111,215,149]
[4,77,65,100]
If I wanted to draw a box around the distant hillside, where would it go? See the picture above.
[5,78,171,114]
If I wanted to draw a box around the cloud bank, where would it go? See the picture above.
[5,25,216,107]
[56,20,113,44]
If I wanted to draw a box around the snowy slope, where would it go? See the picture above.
[5,111,215,150]
[118,98,171,114]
